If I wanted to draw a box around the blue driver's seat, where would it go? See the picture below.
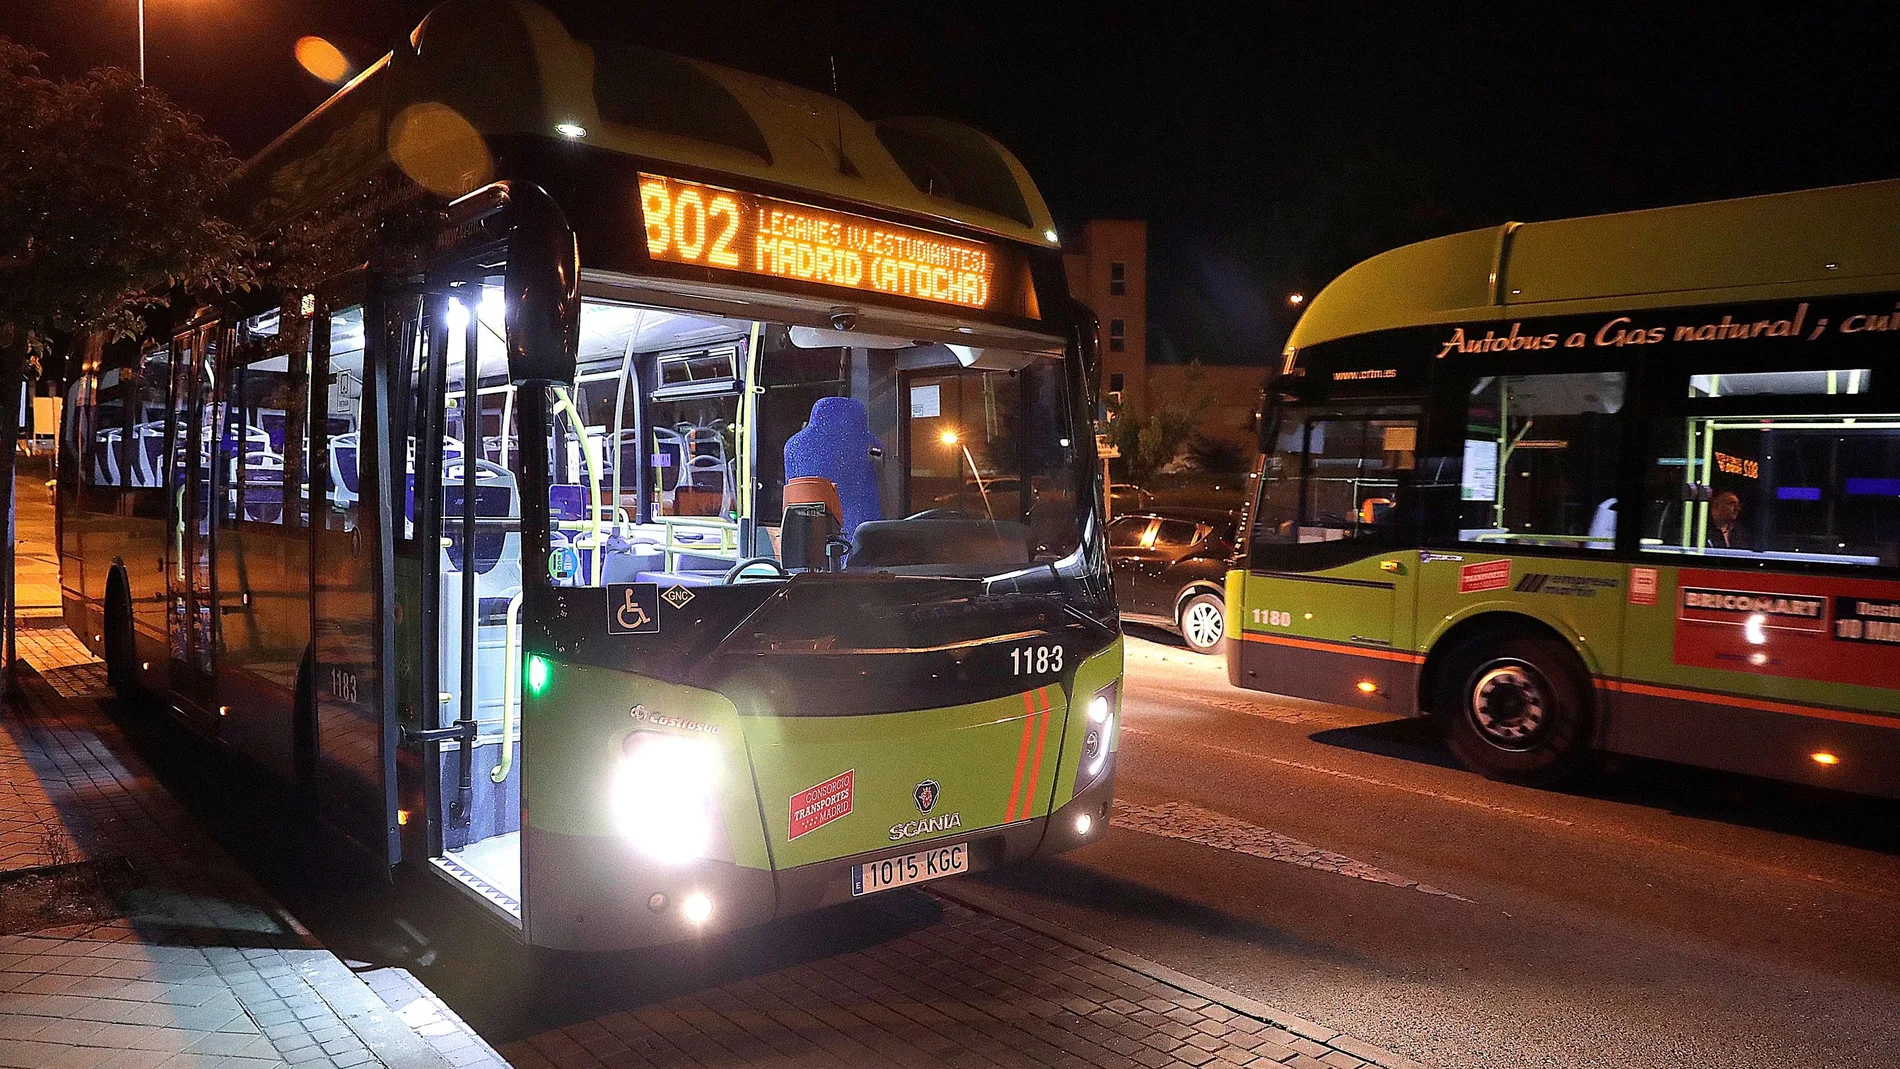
[783,397,882,536]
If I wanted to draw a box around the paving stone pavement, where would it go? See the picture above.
[0,627,492,1069]
[500,885,1430,1069]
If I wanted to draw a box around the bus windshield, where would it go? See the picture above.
[516,297,1086,585]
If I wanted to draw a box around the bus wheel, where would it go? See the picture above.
[102,575,139,699]
[1436,636,1590,786]
[1178,592,1226,655]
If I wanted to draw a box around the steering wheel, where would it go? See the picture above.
[724,556,790,584]
[904,508,967,521]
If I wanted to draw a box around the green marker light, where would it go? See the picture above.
[526,655,552,696]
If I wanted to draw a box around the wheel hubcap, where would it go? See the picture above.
[1467,660,1549,750]
[1183,602,1223,649]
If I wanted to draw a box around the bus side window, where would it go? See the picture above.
[131,344,172,492]
[85,346,135,494]
[227,308,300,526]
[1457,372,1625,551]
[1255,418,1415,544]
[1641,368,1897,567]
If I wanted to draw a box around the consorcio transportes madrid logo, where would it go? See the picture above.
[788,770,854,840]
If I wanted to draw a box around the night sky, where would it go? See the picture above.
[8,1,1900,366]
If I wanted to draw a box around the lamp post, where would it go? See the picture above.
[939,429,994,521]
[138,0,145,82]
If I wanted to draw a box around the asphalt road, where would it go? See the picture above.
[972,628,1900,1069]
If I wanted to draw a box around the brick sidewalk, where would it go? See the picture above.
[500,883,1428,1069]
[0,628,488,1069]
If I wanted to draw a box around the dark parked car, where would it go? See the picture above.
[1107,509,1239,654]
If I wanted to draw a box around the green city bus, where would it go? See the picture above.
[1230,179,1900,797]
[57,0,1120,949]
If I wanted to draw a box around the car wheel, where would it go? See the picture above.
[1177,592,1226,655]
[1436,634,1591,786]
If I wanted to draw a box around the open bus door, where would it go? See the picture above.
[387,250,534,927]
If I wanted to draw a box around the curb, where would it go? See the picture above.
[10,658,458,1069]
[935,882,1434,1069]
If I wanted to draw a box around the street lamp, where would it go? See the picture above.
[938,429,994,520]
[1287,292,1306,307]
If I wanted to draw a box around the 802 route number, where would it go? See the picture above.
[1009,644,1064,676]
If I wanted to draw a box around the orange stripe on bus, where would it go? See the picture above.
[1239,630,1424,664]
[1004,690,1035,821]
[1599,678,1900,731]
[1023,688,1053,820]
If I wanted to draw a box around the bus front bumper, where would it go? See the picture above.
[522,762,1116,951]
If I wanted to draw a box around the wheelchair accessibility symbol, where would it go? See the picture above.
[606,583,661,635]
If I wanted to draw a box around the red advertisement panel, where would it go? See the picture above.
[1671,568,1900,688]
[1459,559,1512,594]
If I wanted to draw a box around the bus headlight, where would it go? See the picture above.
[1082,683,1117,783]
[609,731,722,864]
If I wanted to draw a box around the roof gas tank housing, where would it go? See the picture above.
[393,0,1058,246]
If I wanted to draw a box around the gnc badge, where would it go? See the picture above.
[789,770,854,839]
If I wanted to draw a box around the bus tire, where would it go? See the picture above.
[1177,592,1226,655]
[102,571,139,699]
[1436,635,1590,786]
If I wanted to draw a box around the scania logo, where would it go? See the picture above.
[889,813,961,841]
[913,780,940,813]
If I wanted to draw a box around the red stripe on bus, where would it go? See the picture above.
[1005,689,1036,821]
[1598,678,1900,730]
[1239,630,1424,664]
[1023,688,1053,819]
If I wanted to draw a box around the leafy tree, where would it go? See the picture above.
[1184,434,1251,475]
[1103,391,1205,486]
[0,39,252,698]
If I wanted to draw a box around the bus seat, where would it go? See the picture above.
[329,432,360,508]
[443,484,516,574]
[1588,498,1619,541]
[135,422,166,487]
[781,476,842,571]
[634,569,726,588]
[93,429,122,485]
[784,397,882,536]
[548,484,587,521]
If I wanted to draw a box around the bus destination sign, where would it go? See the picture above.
[639,172,1021,314]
